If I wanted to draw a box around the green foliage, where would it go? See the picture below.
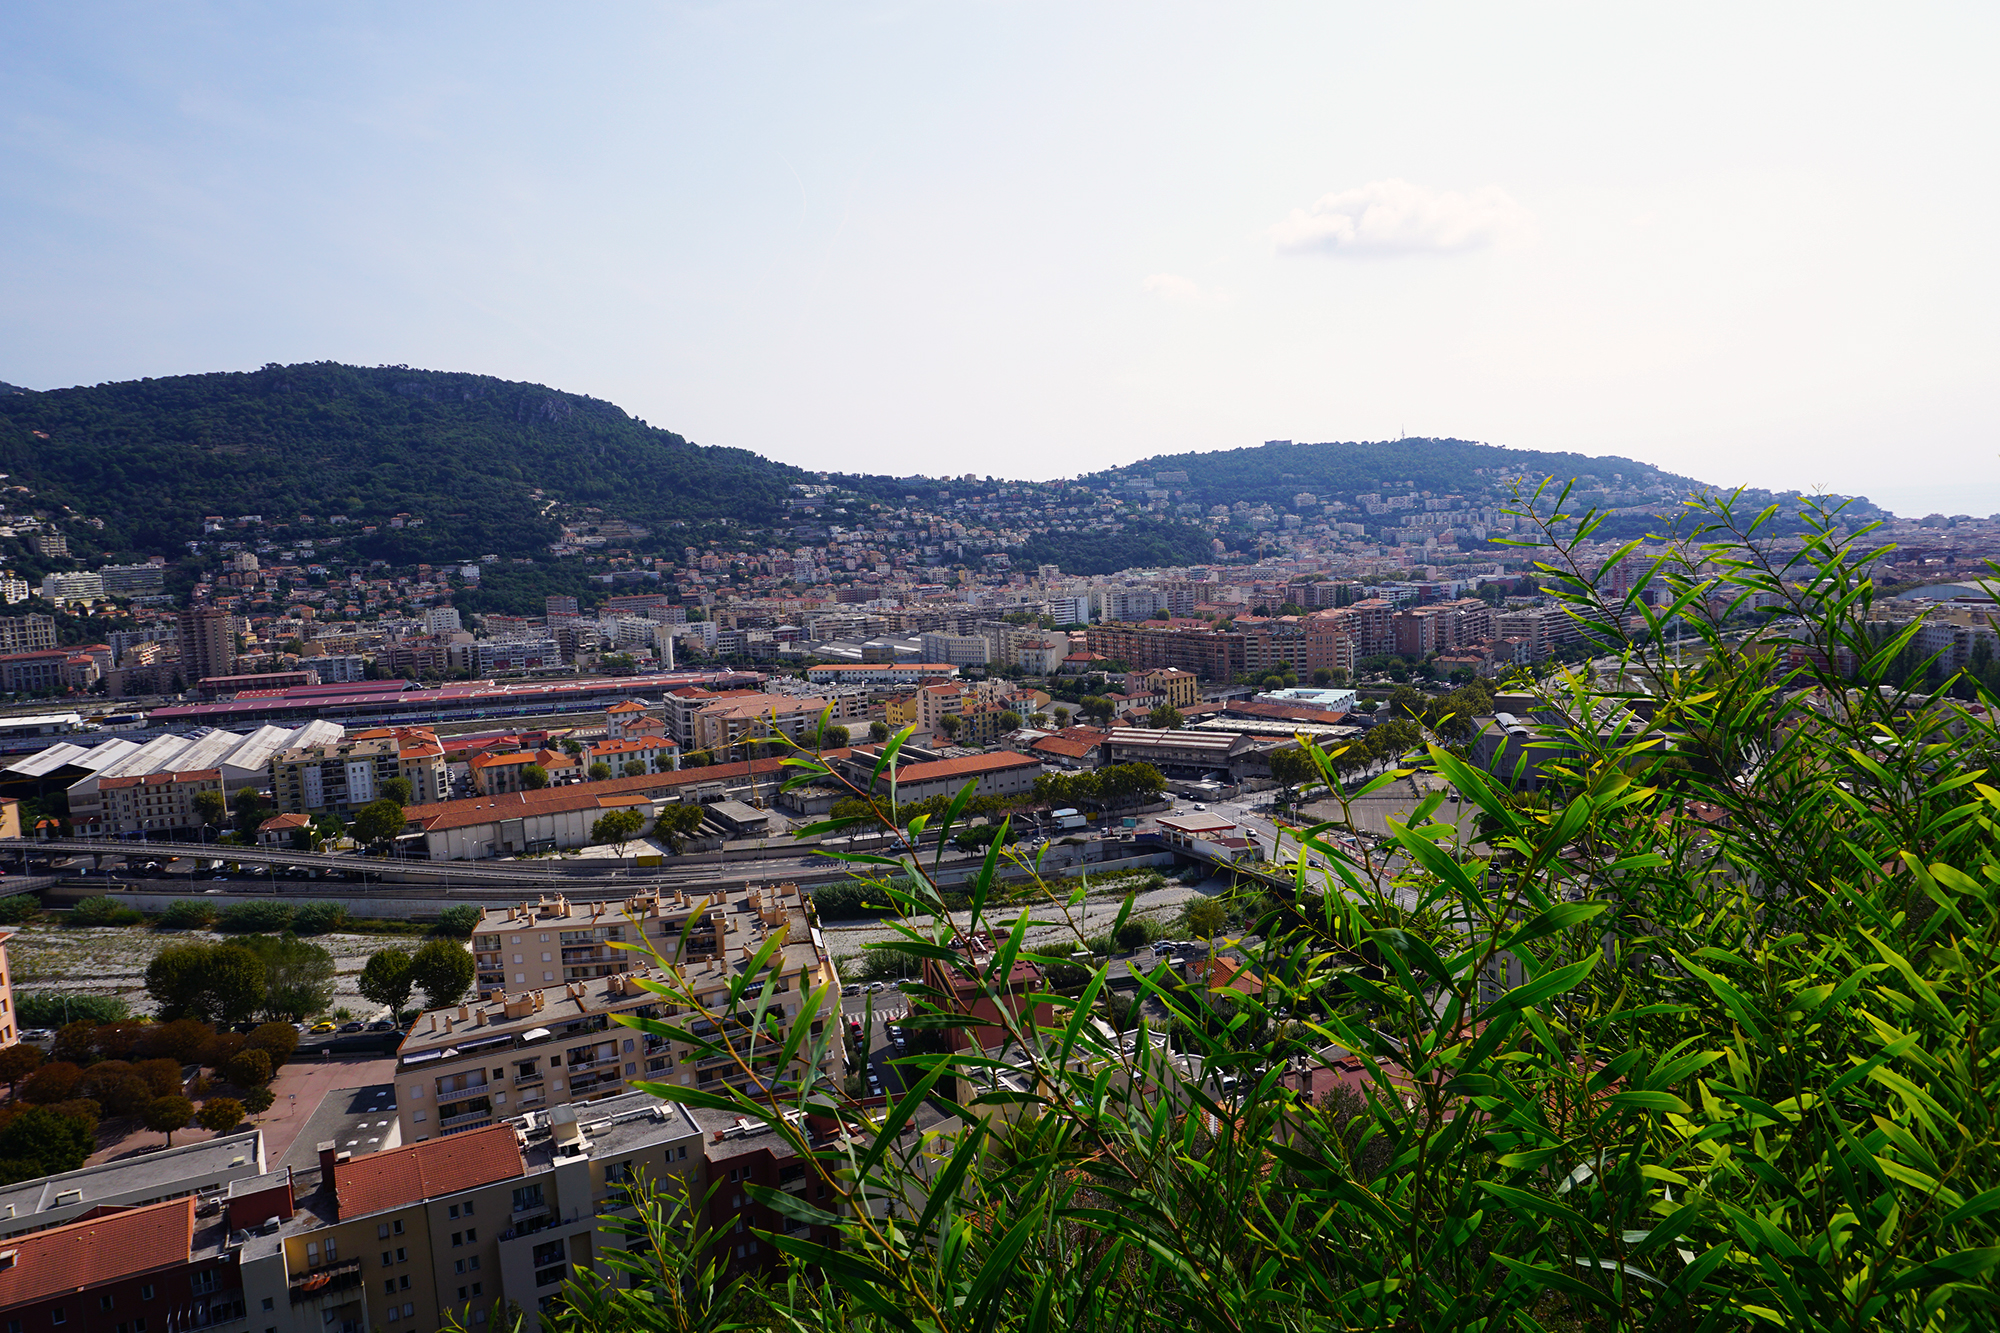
[146,942,266,1025]
[408,939,474,1010]
[141,1094,195,1145]
[1015,519,1216,576]
[230,786,274,839]
[216,900,295,932]
[15,993,127,1027]
[1033,762,1165,810]
[869,720,891,742]
[1146,703,1182,729]
[811,882,889,920]
[231,934,337,1021]
[379,776,414,806]
[590,807,646,847]
[245,1022,298,1066]
[433,904,482,938]
[191,789,226,829]
[288,901,350,935]
[196,1098,245,1134]
[652,803,705,853]
[67,896,143,927]
[358,948,414,1013]
[221,1046,272,1088]
[0,893,39,924]
[0,1106,95,1179]
[587,761,613,781]
[0,362,811,559]
[350,797,405,847]
[240,1086,275,1115]
[521,763,550,789]
[156,899,219,930]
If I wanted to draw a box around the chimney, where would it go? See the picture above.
[474,1009,487,1026]
[534,990,545,1011]
[444,1015,455,1033]
[317,1141,337,1177]
[457,1005,470,1021]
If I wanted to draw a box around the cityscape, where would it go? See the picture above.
[0,6,1994,1332]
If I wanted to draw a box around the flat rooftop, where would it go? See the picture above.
[0,1129,265,1235]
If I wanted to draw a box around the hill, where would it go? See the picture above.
[0,362,810,560]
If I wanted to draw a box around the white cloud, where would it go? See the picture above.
[1270,178,1532,256]
[1143,272,1205,301]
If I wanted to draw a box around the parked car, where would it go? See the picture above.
[842,984,860,996]
[309,1021,337,1034]
[368,1018,397,1032]
[339,1021,364,1033]
[866,982,885,993]
[19,1029,53,1042]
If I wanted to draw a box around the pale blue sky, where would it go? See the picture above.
[3,3,1994,514]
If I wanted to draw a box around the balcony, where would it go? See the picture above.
[440,1106,494,1128]
[289,1259,363,1304]
[514,1071,545,1087]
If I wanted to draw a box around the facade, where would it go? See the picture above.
[688,694,836,753]
[0,614,58,654]
[868,751,1042,804]
[398,886,845,1145]
[0,1197,247,1333]
[0,1130,269,1242]
[39,571,105,604]
[179,606,236,684]
[269,728,447,817]
[1133,667,1200,709]
[0,926,14,1047]
[1099,726,1260,777]
[1084,625,1244,681]
[0,650,72,694]
[96,767,225,836]
[801,663,960,688]
[916,632,991,667]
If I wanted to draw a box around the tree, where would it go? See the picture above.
[1079,696,1115,724]
[222,1047,272,1088]
[653,803,706,853]
[230,934,337,1021]
[240,1087,275,1115]
[433,904,482,938]
[522,763,550,789]
[999,712,1023,732]
[561,738,584,756]
[869,720,890,742]
[0,1043,41,1093]
[191,789,227,832]
[380,776,414,805]
[409,939,475,1010]
[143,1095,195,1146]
[350,798,405,848]
[820,724,850,749]
[622,760,647,777]
[197,1098,245,1134]
[20,1061,81,1105]
[938,713,962,738]
[358,947,415,1014]
[1183,896,1228,939]
[147,942,266,1026]
[0,1105,94,1176]
[246,1022,298,1066]
[1146,704,1183,730]
[1269,746,1319,797]
[588,761,613,781]
[591,807,646,852]
[230,786,273,839]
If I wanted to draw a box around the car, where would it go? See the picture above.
[339,1021,364,1033]
[841,984,860,996]
[1193,802,1207,811]
[309,1021,337,1034]
[866,982,885,993]
[19,1029,52,1042]
[368,1018,396,1033]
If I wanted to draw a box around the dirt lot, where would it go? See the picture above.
[5,922,408,1018]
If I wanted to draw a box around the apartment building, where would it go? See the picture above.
[801,663,960,688]
[0,613,57,654]
[687,694,835,753]
[0,926,15,1047]
[399,886,845,1145]
[863,750,1042,804]
[660,686,763,745]
[269,728,447,817]
[586,735,676,775]
[916,631,991,666]
[1084,625,1243,681]
[0,649,74,693]
[179,606,236,683]
[0,1196,249,1333]
[96,767,225,835]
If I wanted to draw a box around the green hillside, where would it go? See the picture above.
[0,362,808,560]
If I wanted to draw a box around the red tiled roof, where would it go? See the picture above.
[404,752,849,834]
[334,1122,525,1218]
[259,812,311,831]
[877,751,1041,786]
[0,1197,196,1306]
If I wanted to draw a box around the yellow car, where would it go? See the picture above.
[309,1021,337,1034]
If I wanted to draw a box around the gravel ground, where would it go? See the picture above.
[5,922,415,1017]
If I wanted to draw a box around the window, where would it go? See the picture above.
[378,1223,391,1240]
[305,1242,319,1264]
[141,1287,155,1302]
[396,1248,406,1263]
[534,1266,565,1288]
[190,1272,217,1295]
[473,1314,487,1326]
[413,1112,427,1123]
[398,1276,410,1292]
[448,1204,460,1219]
[100,1298,115,1312]
[50,1311,63,1326]
[454,1260,466,1275]
[532,1239,566,1267]
[382,1253,393,1268]
[457,1288,468,1301]
[261,1300,273,1313]
[625,1062,637,1076]
[324,1242,337,1261]
[463,1201,473,1215]
[403,1305,413,1320]
[384,1282,397,1297]
[452,1232,463,1247]
[471,1283,481,1297]
[465,1228,477,1243]
[468,1256,480,1271]
[393,1220,403,1235]
[386,1308,398,1324]
[511,1184,544,1212]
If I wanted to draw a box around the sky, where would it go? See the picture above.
[2,3,1995,516]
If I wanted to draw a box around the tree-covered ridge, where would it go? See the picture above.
[1092,436,1699,508]
[0,362,811,558]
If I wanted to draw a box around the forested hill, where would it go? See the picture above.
[0,362,810,559]
[1091,437,1703,507]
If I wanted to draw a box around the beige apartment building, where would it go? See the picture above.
[395,886,845,1145]
[270,727,447,817]
[96,767,225,835]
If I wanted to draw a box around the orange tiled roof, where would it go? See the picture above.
[0,1197,195,1306]
[334,1122,525,1218]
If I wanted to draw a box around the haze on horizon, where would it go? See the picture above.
[1,3,1993,517]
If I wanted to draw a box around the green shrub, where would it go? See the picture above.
[289,901,349,935]
[66,897,143,927]
[432,904,481,938]
[216,901,295,933]
[156,900,219,930]
[15,993,128,1027]
[0,893,39,924]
